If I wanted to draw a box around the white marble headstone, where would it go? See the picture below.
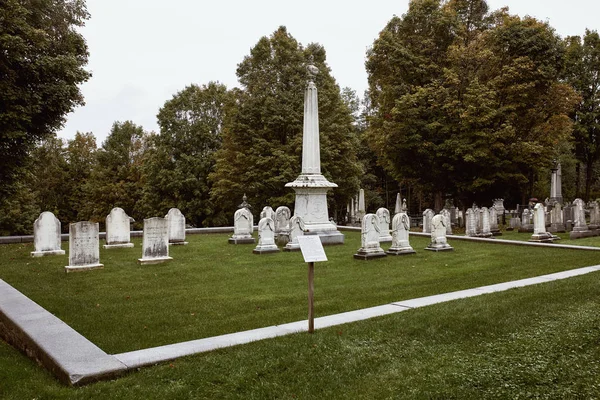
[138,217,172,264]
[260,206,275,221]
[284,215,305,251]
[165,208,187,245]
[253,217,280,254]
[422,209,434,233]
[386,212,415,255]
[425,214,453,251]
[354,213,386,259]
[65,221,103,272]
[31,211,65,257]
[376,207,393,243]
[105,207,134,248]
[229,208,255,244]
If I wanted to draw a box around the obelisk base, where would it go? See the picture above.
[286,175,344,245]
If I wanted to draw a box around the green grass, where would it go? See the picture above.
[2,264,600,398]
[1,232,599,355]
[493,229,600,247]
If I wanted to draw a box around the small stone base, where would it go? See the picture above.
[283,244,300,252]
[169,241,188,246]
[491,231,502,236]
[518,226,534,233]
[529,233,554,243]
[137,257,173,265]
[228,237,255,244]
[570,230,595,240]
[253,246,280,254]
[305,230,345,245]
[31,250,65,257]
[478,233,493,238]
[424,245,454,252]
[379,235,393,243]
[103,243,134,249]
[386,248,416,256]
[353,250,387,260]
[65,263,104,273]
[276,233,290,246]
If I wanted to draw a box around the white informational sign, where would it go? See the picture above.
[297,235,328,263]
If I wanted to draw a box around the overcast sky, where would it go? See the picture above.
[58,0,600,144]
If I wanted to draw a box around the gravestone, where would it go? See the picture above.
[489,206,501,236]
[570,198,593,239]
[104,207,134,248]
[480,207,493,238]
[530,203,554,242]
[589,201,600,231]
[519,209,533,233]
[354,214,386,260]
[465,208,477,237]
[166,208,188,245]
[285,215,305,251]
[138,217,172,265]
[492,198,505,214]
[30,211,65,257]
[440,209,452,235]
[422,209,434,233]
[229,208,255,244]
[376,208,393,243]
[425,214,454,252]
[253,217,280,254]
[394,194,402,214]
[549,202,566,233]
[386,213,415,255]
[274,206,292,245]
[509,216,521,231]
[260,206,275,221]
[65,221,103,272]
[356,189,366,223]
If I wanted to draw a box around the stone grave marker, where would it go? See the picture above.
[354,214,386,260]
[31,211,65,257]
[422,209,434,233]
[65,222,103,272]
[480,207,493,238]
[274,206,291,245]
[376,207,393,243]
[138,217,172,265]
[166,208,187,245]
[425,214,453,252]
[229,208,255,244]
[570,198,593,239]
[440,209,452,235]
[386,213,415,255]
[530,203,554,242]
[253,217,280,254]
[285,215,305,251]
[104,207,134,248]
[260,206,275,221]
[465,208,477,237]
[489,206,501,236]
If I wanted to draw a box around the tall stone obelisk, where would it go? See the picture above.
[285,57,344,244]
[550,160,563,204]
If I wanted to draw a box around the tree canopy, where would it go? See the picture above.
[0,0,91,198]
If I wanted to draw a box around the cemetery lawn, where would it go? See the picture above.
[1,231,599,356]
[496,230,600,247]
[2,264,600,398]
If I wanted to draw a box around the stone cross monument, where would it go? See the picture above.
[285,56,344,244]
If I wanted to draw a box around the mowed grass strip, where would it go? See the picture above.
[0,231,598,354]
[497,229,600,247]
[1,269,600,399]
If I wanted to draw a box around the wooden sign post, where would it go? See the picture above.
[297,235,328,334]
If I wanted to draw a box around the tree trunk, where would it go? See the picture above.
[576,162,581,199]
[585,160,594,202]
[434,191,443,212]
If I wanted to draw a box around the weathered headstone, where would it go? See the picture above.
[530,203,554,242]
[274,206,292,245]
[489,206,501,236]
[425,214,454,252]
[386,213,415,255]
[394,194,402,214]
[260,206,275,221]
[31,211,65,257]
[480,207,493,238]
[492,198,505,214]
[354,214,386,260]
[422,209,434,233]
[465,208,477,237]
[104,207,134,248]
[376,208,393,243]
[356,189,366,223]
[253,217,280,254]
[550,202,566,233]
[509,215,521,231]
[65,221,103,272]
[589,201,600,231]
[138,217,172,265]
[570,198,593,239]
[166,208,188,245]
[549,161,563,204]
[519,209,533,233]
[229,208,255,244]
[440,209,452,235]
[284,215,305,251]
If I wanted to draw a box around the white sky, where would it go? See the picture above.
[58,0,600,144]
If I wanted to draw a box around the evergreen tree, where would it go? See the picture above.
[141,82,231,227]
[210,27,361,220]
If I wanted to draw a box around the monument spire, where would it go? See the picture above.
[285,55,344,244]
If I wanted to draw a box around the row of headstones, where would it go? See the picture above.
[463,206,501,238]
[354,211,453,259]
[229,206,307,253]
[30,208,189,272]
